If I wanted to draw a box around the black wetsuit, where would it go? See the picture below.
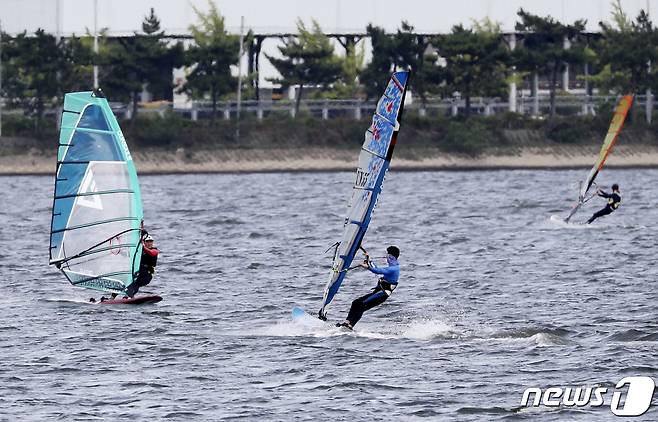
[587,190,621,224]
[127,247,158,297]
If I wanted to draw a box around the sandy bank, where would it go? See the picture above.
[3,145,658,175]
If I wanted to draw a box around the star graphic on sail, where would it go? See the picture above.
[386,101,394,114]
[373,125,381,141]
[78,168,103,210]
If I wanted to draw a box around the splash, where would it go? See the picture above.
[547,215,604,229]
[399,318,457,340]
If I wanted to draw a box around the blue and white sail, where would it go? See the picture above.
[49,90,144,294]
[319,71,409,318]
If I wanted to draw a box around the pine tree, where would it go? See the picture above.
[514,9,586,117]
[181,2,241,123]
[266,19,342,116]
[101,8,182,122]
[4,30,60,133]
[433,23,509,116]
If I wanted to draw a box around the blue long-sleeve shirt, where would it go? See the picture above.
[366,256,400,285]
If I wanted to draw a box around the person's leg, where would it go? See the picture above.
[587,207,613,224]
[346,290,389,327]
[126,272,149,297]
[345,291,373,327]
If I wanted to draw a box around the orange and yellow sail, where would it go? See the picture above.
[579,95,634,200]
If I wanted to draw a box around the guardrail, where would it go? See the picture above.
[1,93,654,122]
[148,94,654,121]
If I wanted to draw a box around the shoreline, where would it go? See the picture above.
[3,145,658,175]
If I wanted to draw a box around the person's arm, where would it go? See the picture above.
[598,190,611,198]
[142,245,159,257]
[366,261,395,277]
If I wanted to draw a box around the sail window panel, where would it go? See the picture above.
[57,218,136,262]
[64,244,133,284]
[55,162,135,232]
[78,161,133,192]
[65,130,123,162]
[78,104,111,131]
[62,191,135,230]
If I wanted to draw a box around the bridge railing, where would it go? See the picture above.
[138,94,652,120]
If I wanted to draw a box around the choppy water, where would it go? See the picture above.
[1,169,658,421]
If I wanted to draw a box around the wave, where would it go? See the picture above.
[608,329,658,342]
[488,327,572,346]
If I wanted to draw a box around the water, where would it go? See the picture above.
[1,169,657,421]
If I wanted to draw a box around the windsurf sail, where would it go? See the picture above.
[564,95,633,222]
[318,71,409,319]
[49,90,144,294]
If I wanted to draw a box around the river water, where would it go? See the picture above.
[1,169,657,421]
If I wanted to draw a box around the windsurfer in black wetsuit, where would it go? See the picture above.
[587,184,621,224]
[126,233,159,297]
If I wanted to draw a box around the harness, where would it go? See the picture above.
[378,278,397,296]
[141,249,158,274]
[607,193,621,210]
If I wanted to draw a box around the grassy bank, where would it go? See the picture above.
[3,109,658,158]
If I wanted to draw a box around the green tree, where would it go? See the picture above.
[329,41,365,98]
[4,30,60,133]
[101,8,182,121]
[0,32,18,105]
[360,24,396,100]
[514,9,587,117]
[58,35,94,95]
[590,2,657,94]
[361,22,433,105]
[266,19,342,116]
[432,23,509,116]
[181,2,241,122]
[392,22,433,107]
[139,8,184,101]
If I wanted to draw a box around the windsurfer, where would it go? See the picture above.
[126,233,159,297]
[337,246,400,329]
[587,184,621,224]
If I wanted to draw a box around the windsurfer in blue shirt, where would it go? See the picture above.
[337,245,400,330]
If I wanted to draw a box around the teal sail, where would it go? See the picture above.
[49,90,144,294]
[319,71,409,319]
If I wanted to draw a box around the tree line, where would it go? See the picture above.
[1,0,657,132]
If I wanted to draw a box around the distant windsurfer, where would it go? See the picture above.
[337,246,400,330]
[587,184,621,224]
[126,233,159,297]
